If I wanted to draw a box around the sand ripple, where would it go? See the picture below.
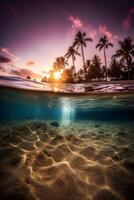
[0,121,134,200]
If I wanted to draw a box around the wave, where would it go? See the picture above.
[0,75,134,95]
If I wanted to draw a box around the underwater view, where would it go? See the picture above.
[0,77,134,200]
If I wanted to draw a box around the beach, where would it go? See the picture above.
[0,121,134,200]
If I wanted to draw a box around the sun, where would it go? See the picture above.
[53,71,61,80]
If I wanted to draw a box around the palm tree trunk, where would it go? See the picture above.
[128,66,130,80]
[81,44,86,81]
[126,59,130,80]
[104,47,107,80]
[81,44,85,65]
[72,56,75,68]
[72,57,76,80]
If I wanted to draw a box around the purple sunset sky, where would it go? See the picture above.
[0,0,134,79]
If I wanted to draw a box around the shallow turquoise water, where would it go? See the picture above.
[0,81,134,200]
[0,87,134,125]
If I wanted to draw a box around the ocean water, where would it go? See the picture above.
[0,76,134,200]
[0,86,134,124]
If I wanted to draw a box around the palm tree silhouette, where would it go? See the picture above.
[65,46,80,71]
[112,37,134,79]
[96,35,113,77]
[108,59,122,80]
[55,57,68,70]
[91,55,102,80]
[73,31,92,80]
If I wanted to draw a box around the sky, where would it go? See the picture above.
[0,0,134,80]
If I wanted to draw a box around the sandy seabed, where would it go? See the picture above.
[0,121,134,200]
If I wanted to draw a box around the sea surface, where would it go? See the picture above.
[0,76,134,200]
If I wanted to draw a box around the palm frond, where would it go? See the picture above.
[85,38,93,42]
[99,45,104,51]
[96,43,101,49]
[112,52,122,59]
[75,52,81,56]
[108,43,114,47]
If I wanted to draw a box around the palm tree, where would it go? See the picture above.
[96,35,113,71]
[85,59,91,81]
[90,55,102,80]
[55,56,68,70]
[73,31,92,79]
[65,46,80,70]
[108,59,122,80]
[77,68,85,82]
[112,37,134,79]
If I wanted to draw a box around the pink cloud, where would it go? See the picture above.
[1,48,19,62]
[68,15,118,40]
[0,66,6,72]
[99,25,118,40]
[69,16,83,28]
[0,55,11,63]
[123,8,134,30]
[26,60,36,66]
[84,26,97,38]
[11,68,43,79]
[68,15,97,38]
[123,15,131,30]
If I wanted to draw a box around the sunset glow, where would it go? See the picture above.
[53,71,62,80]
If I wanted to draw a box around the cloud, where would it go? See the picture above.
[0,66,6,72]
[10,68,43,79]
[0,48,19,62]
[68,15,97,38]
[0,49,20,76]
[123,16,131,30]
[26,60,36,66]
[0,48,43,80]
[84,26,97,39]
[69,16,83,28]
[99,25,118,40]
[0,55,11,63]
[68,15,118,40]
[123,8,134,30]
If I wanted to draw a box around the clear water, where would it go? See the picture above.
[0,87,134,124]
[0,77,134,200]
